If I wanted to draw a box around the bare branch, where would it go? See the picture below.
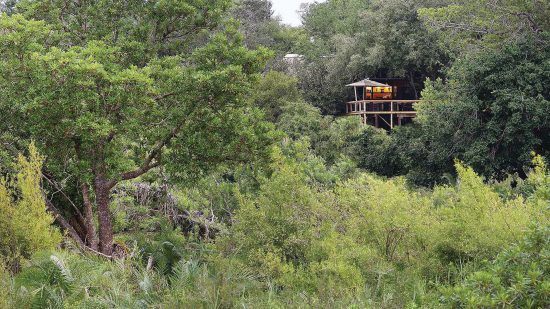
[108,119,188,188]
[45,198,86,248]
[153,92,176,101]
[42,173,85,222]
[46,198,113,259]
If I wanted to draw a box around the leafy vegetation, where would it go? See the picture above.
[0,0,548,307]
[438,225,550,308]
[0,143,61,271]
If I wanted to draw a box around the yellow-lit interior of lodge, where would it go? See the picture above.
[344,79,420,129]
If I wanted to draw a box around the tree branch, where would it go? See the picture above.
[119,161,161,182]
[42,173,85,223]
[153,92,176,101]
[81,183,99,250]
[45,198,86,248]
[46,198,114,259]
[108,120,187,188]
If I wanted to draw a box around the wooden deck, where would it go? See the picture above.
[347,111,417,115]
[348,100,421,103]
[344,99,421,128]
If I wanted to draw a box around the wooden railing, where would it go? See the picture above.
[344,100,421,128]
[345,100,420,115]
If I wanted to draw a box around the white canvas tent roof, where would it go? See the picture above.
[346,79,391,87]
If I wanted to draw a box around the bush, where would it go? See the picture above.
[438,225,550,308]
[356,125,407,177]
[433,162,535,265]
[1,145,547,308]
[0,261,13,308]
[0,143,61,268]
[13,250,171,308]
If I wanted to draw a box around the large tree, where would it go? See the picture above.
[419,0,550,54]
[231,0,276,49]
[0,1,273,255]
[352,0,550,185]
[298,0,447,114]
[398,39,549,185]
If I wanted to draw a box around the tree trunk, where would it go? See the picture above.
[81,183,99,250]
[95,176,114,255]
[45,198,87,249]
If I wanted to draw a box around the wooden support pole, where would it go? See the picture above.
[379,114,391,128]
[354,87,358,102]
[390,101,394,129]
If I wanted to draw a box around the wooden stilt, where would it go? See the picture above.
[344,99,421,129]
[379,115,391,128]
[390,101,394,129]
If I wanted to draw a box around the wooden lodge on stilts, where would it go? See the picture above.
[344,79,421,129]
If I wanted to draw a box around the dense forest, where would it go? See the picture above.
[0,0,548,307]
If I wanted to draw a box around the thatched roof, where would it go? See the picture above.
[346,79,391,87]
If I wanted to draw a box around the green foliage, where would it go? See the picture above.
[419,0,550,54]
[231,0,295,54]
[433,162,535,264]
[212,146,545,307]
[0,261,13,308]
[0,0,277,254]
[12,250,169,308]
[438,225,550,308]
[0,143,61,266]
[298,0,447,113]
[294,0,549,189]
[131,226,189,277]
[0,15,273,180]
[360,38,550,186]
[2,149,547,307]
[313,116,364,165]
[252,70,302,122]
[276,100,328,141]
[226,148,326,267]
[411,40,550,184]
[302,0,369,43]
[525,154,550,210]
[217,148,375,304]
[356,126,406,177]
[250,68,366,168]
[1,0,549,307]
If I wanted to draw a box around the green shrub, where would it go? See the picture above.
[0,261,13,308]
[13,250,170,308]
[1,145,547,308]
[0,143,61,268]
[337,174,435,263]
[438,225,550,308]
[434,162,535,265]
[224,151,327,271]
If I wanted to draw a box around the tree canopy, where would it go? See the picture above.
[0,0,273,255]
[0,0,549,307]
